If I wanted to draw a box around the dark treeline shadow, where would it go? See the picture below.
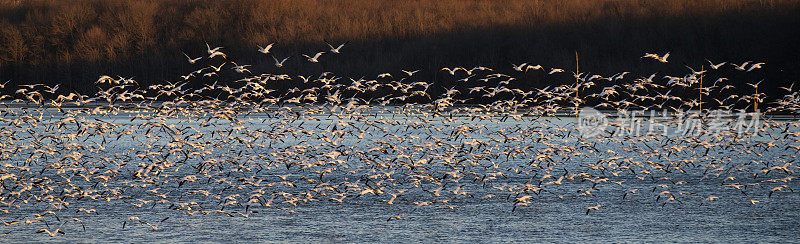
[1,0,799,104]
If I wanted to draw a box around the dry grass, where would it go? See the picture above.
[1,0,799,91]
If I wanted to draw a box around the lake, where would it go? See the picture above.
[1,105,798,242]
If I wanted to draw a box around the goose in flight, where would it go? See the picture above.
[258,43,274,54]
[733,61,751,71]
[209,62,226,72]
[206,43,226,59]
[548,68,564,74]
[512,63,529,72]
[182,52,202,64]
[779,82,795,92]
[401,69,419,77]
[36,228,65,237]
[97,75,117,84]
[747,62,765,72]
[585,204,601,215]
[302,52,325,62]
[387,215,404,221]
[325,41,347,53]
[43,84,60,94]
[706,59,726,70]
[746,80,763,89]
[441,67,463,75]
[526,64,543,71]
[642,52,669,63]
[273,55,290,68]
[206,43,222,53]
[231,62,251,74]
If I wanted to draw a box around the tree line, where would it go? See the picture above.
[1,0,799,99]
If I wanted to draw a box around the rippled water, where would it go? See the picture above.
[2,110,799,242]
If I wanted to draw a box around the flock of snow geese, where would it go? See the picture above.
[0,42,797,237]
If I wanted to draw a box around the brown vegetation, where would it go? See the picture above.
[1,0,799,94]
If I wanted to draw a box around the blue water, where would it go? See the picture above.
[1,108,798,242]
